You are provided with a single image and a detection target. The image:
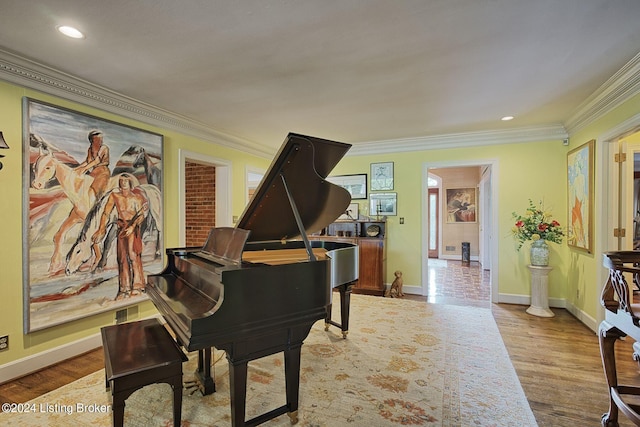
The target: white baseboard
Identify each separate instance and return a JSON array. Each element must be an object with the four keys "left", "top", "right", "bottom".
[
  {"left": 565, "top": 300, "right": 597, "bottom": 333},
  {"left": 396, "top": 284, "right": 422, "bottom": 295},
  {"left": 0, "top": 333, "right": 102, "bottom": 385},
  {"left": 497, "top": 293, "right": 567, "bottom": 309},
  {"left": 438, "top": 255, "right": 479, "bottom": 262}
]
